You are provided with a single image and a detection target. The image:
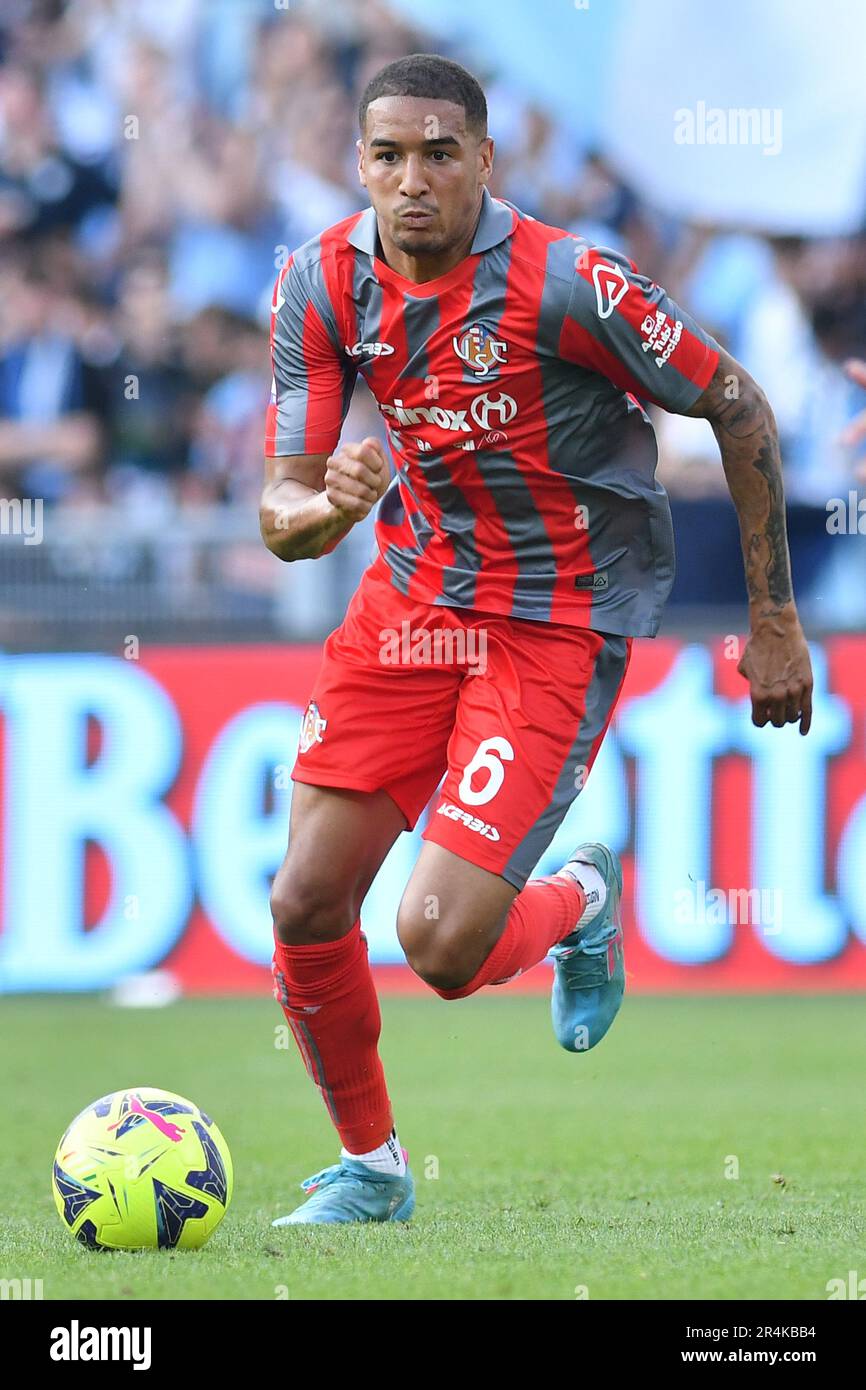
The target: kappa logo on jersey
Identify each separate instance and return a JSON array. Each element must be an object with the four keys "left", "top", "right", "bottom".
[
  {"left": 436, "top": 802, "right": 501, "bottom": 841},
  {"left": 345, "top": 341, "right": 395, "bottom": 359},
  {"left": 379, "top": 391, "right": 518, "bottom": 435},
  {"left": 452, "top": 323, "right": 508, "bottom": 377},
  {"left": 298, "top": 701, "right": 327, "bottom": 754},
  {"left": 592, "top": 261, "right": 630, "bottom": 320}
]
